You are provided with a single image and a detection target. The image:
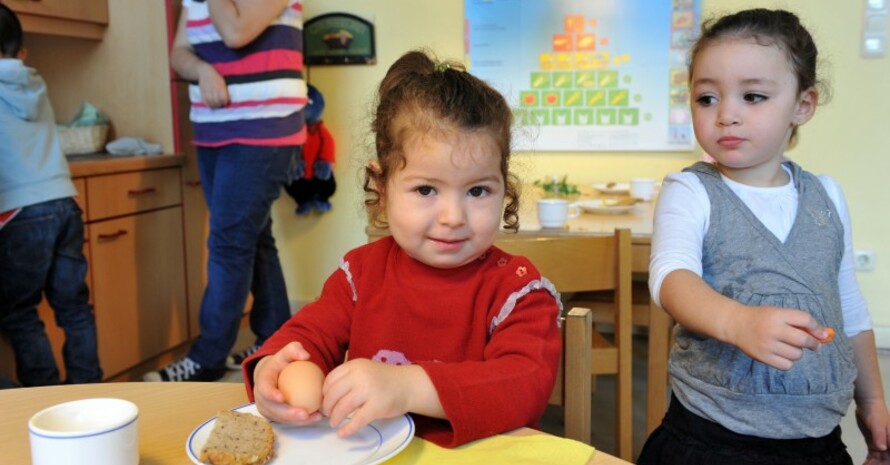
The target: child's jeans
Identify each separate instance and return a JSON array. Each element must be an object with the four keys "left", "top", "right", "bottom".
[{"left": 0, "top": 197, "right": 102, "bottom": 386}]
